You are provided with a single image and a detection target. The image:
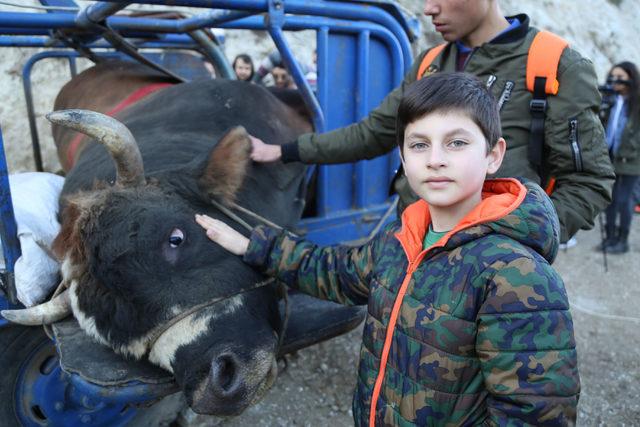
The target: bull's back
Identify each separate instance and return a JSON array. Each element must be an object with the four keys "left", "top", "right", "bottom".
[
  {"left": 53, "top": 61, "right": 178, "bottom": 171},
  {"left": 62, "top": 79, "right": 310, "bottom": 227}
]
